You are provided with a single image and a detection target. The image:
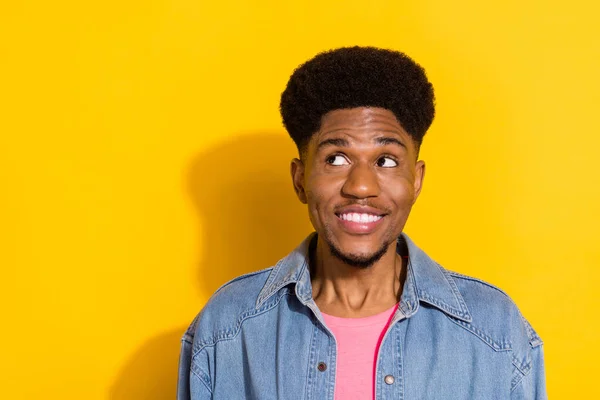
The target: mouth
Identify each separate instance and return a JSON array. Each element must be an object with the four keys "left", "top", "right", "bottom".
[
  {"left": 334, "top": 207, "right": 387, "bottom": 234},
  {"left": 337, "top": 212, "right": 383, "bottom": 223}
]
